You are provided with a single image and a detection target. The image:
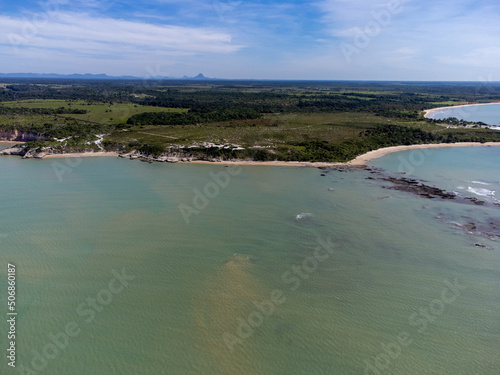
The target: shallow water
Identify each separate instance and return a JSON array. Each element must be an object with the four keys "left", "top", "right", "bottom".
[
  {"left": 0, "top": 148, "right": 498, "bottom": 374},
  {"left": 427, "top": 103, "right": 500, "bottom": 126}
]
